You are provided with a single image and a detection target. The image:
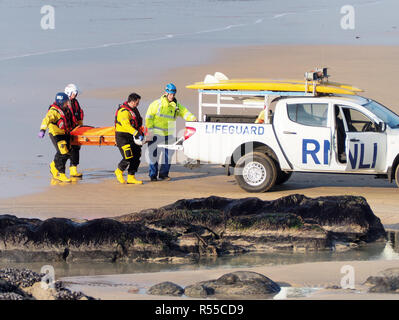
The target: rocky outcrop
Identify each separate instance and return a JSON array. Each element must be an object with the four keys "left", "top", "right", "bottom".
[
  {"left": 147, "top": 281, "right": 184, "bottom": 296},
  {"left": 364, "top": 268, "right": 399, "bottom": 293},
  {"left": 0, "top": 195, "right": 386, "bottom": 262},
  {"left": 0, "top": 268, "right": 94, "bottom": 300},
  {"left": 184, "top": 271, "right": 281, "bottom": 299},
  {"left": 0, "top": 215, "right": 178, "bottom": 262},
  {"left": 0, "top": 279, "right": 33, "bottom": 300}
]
